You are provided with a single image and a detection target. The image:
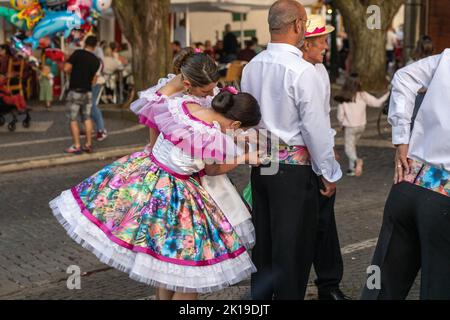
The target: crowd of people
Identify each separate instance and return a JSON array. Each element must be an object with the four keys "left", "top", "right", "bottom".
[{"left": 172, "top": 24, "right": 264, "bottom": 66}]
